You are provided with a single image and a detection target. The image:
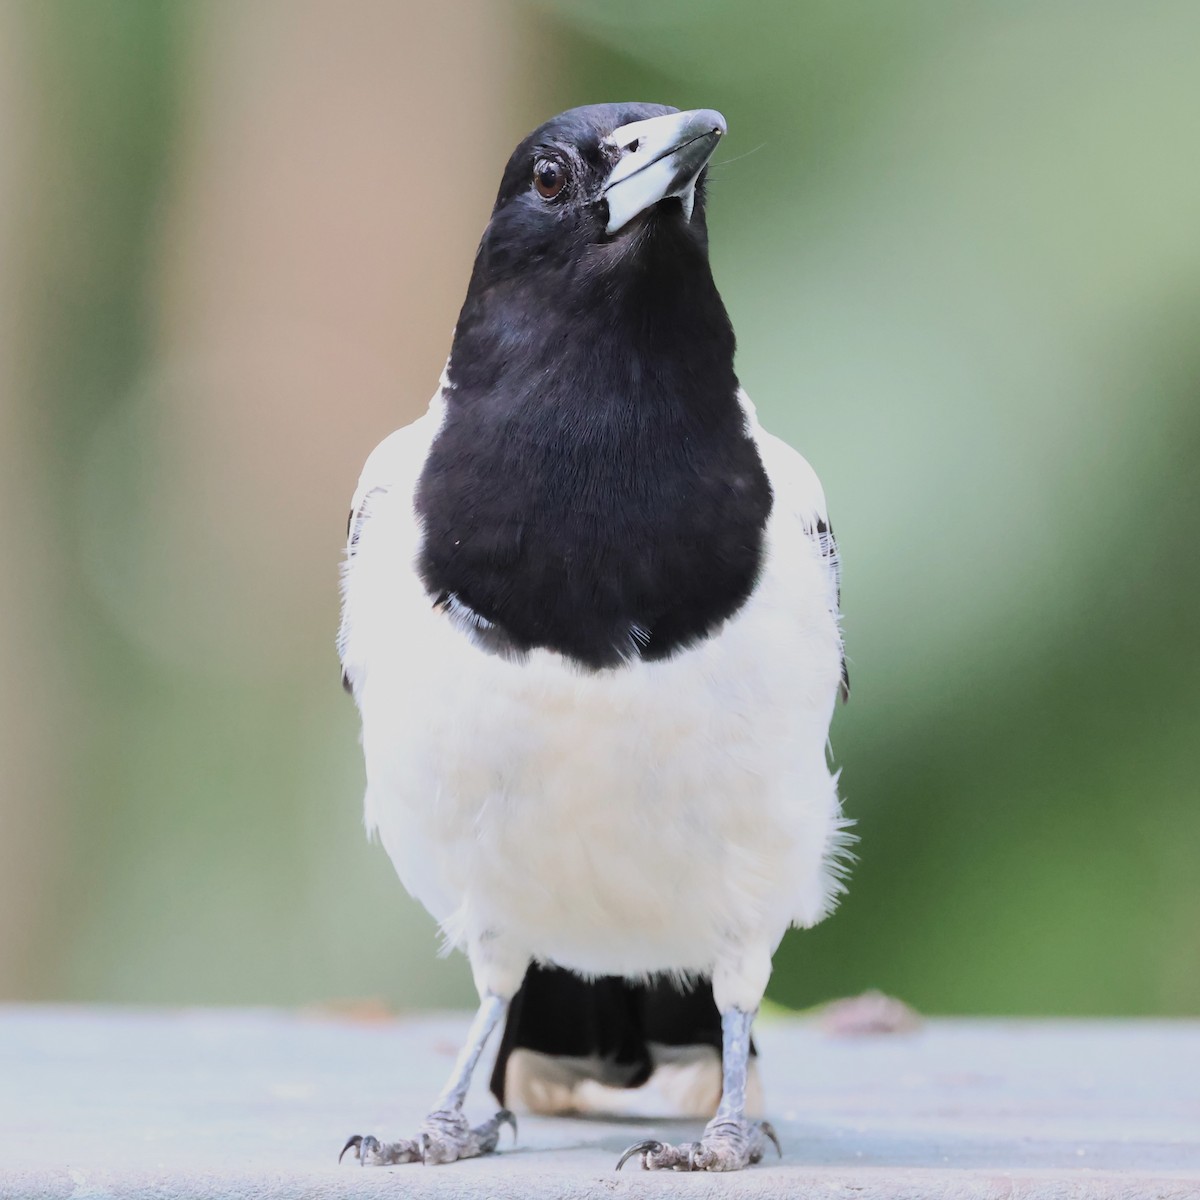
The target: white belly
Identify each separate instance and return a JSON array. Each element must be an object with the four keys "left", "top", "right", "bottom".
[{"left": 346, "top": 480, "right": 848, "bottom": 982}]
